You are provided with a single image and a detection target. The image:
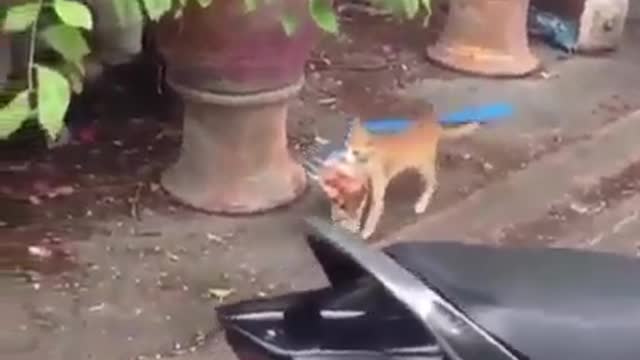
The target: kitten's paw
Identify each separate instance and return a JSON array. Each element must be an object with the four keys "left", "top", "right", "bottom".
[{"left": 361, "top": 227, "right": 375, "bottom": 239}]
